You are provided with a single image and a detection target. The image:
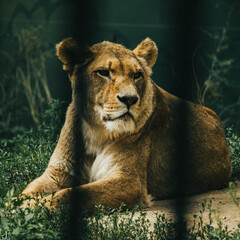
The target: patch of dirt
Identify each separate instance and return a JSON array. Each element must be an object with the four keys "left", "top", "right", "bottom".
[{"left": 145, "top": 181, "right": 240, "bottom": 231}]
